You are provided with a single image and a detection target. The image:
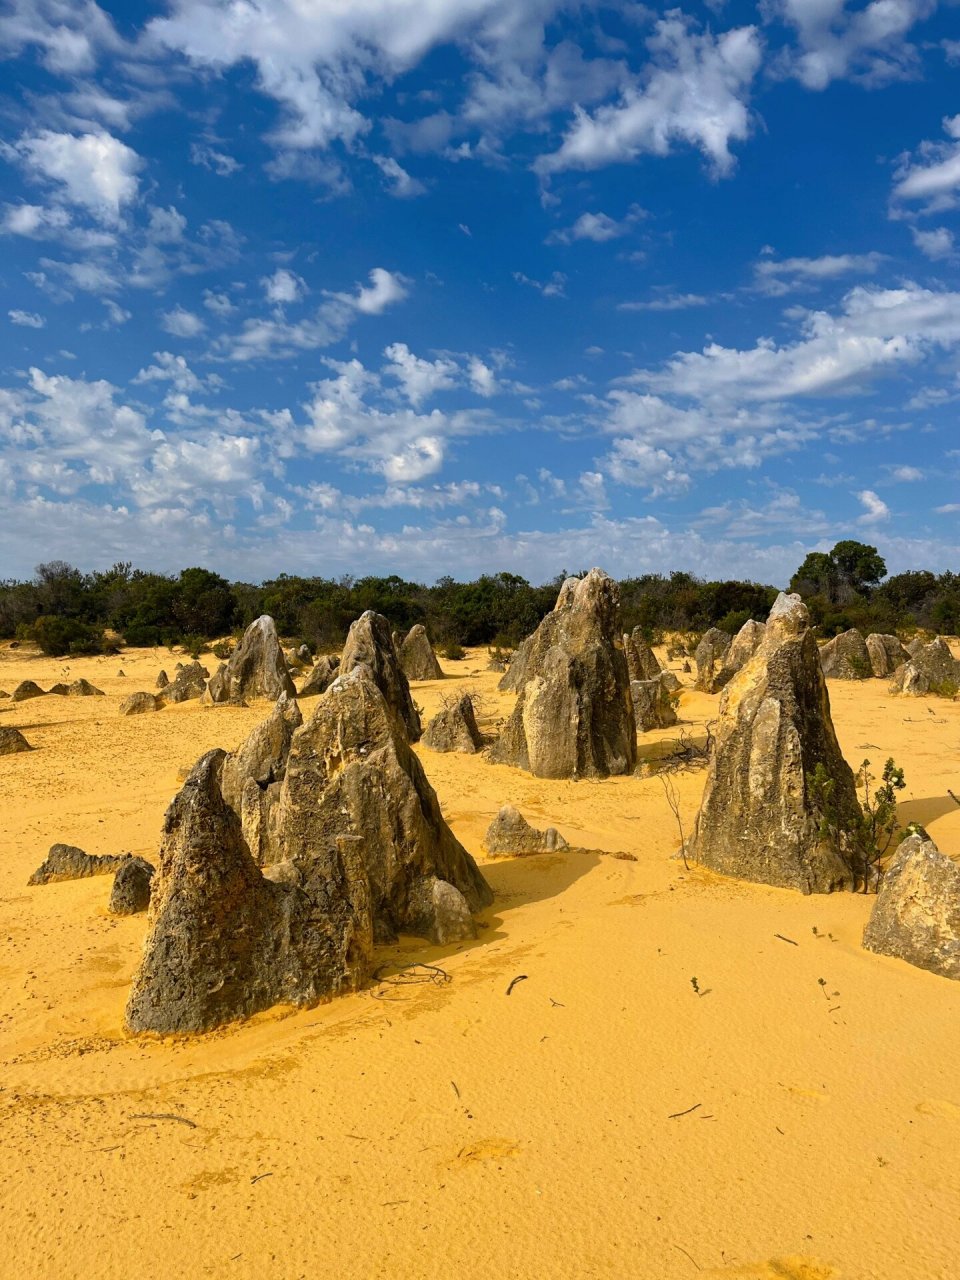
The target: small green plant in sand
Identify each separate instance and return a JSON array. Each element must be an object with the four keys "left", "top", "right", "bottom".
[{"left": 811, "top": 756, "right": 906, "bottom": 892}]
